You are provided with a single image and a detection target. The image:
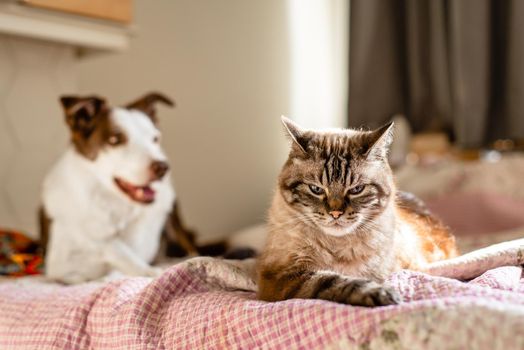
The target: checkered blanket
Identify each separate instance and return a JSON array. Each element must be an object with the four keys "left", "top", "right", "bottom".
[{"left": 1, "top": 240, "right": 524, "bottom": 349}]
